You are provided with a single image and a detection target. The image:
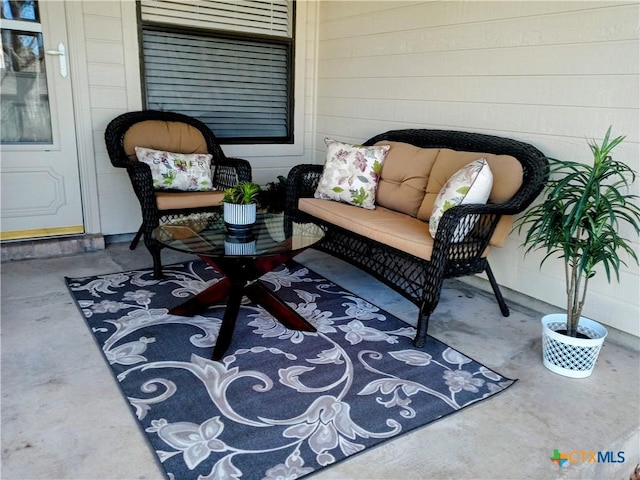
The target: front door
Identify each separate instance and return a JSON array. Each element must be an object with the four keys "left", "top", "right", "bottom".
[{"left": 0, "top": 0, "right": 83, "bottom": 240}]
